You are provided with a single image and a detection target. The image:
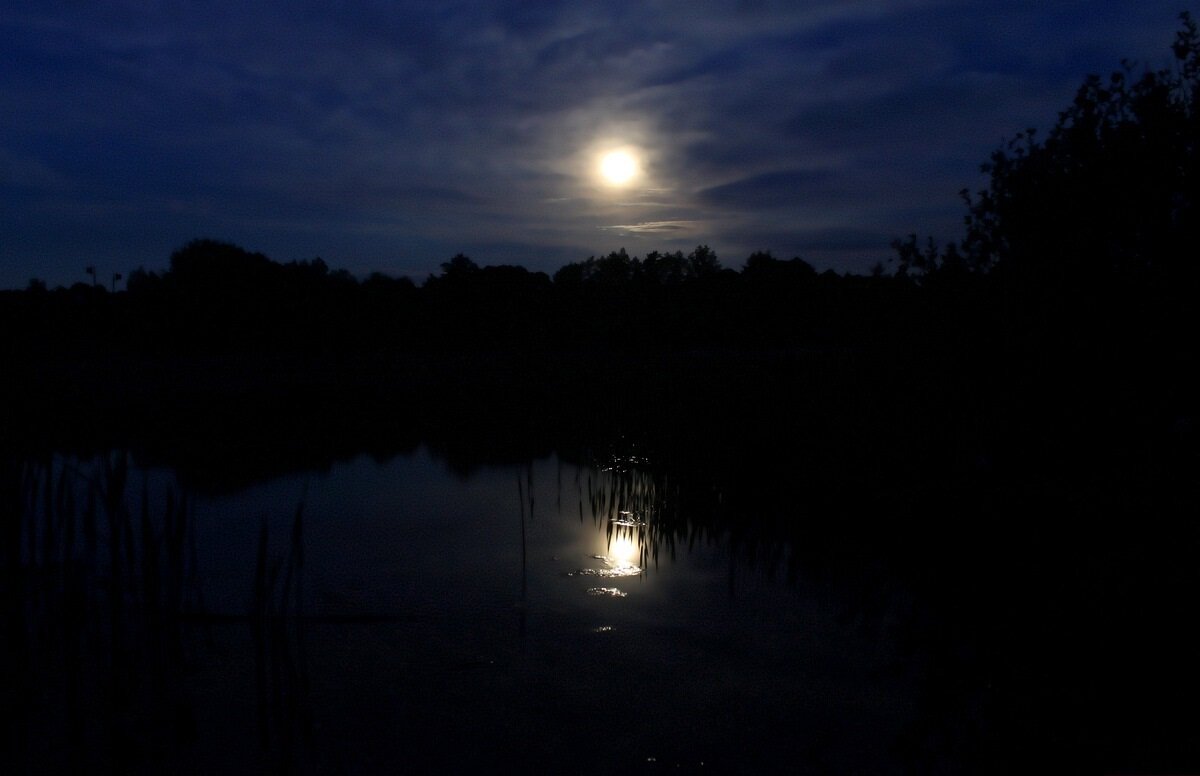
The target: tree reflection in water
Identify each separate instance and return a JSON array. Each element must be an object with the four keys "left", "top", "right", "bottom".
[{"left": 3, "top": 436, "right": 1198, "bottom": 773}]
